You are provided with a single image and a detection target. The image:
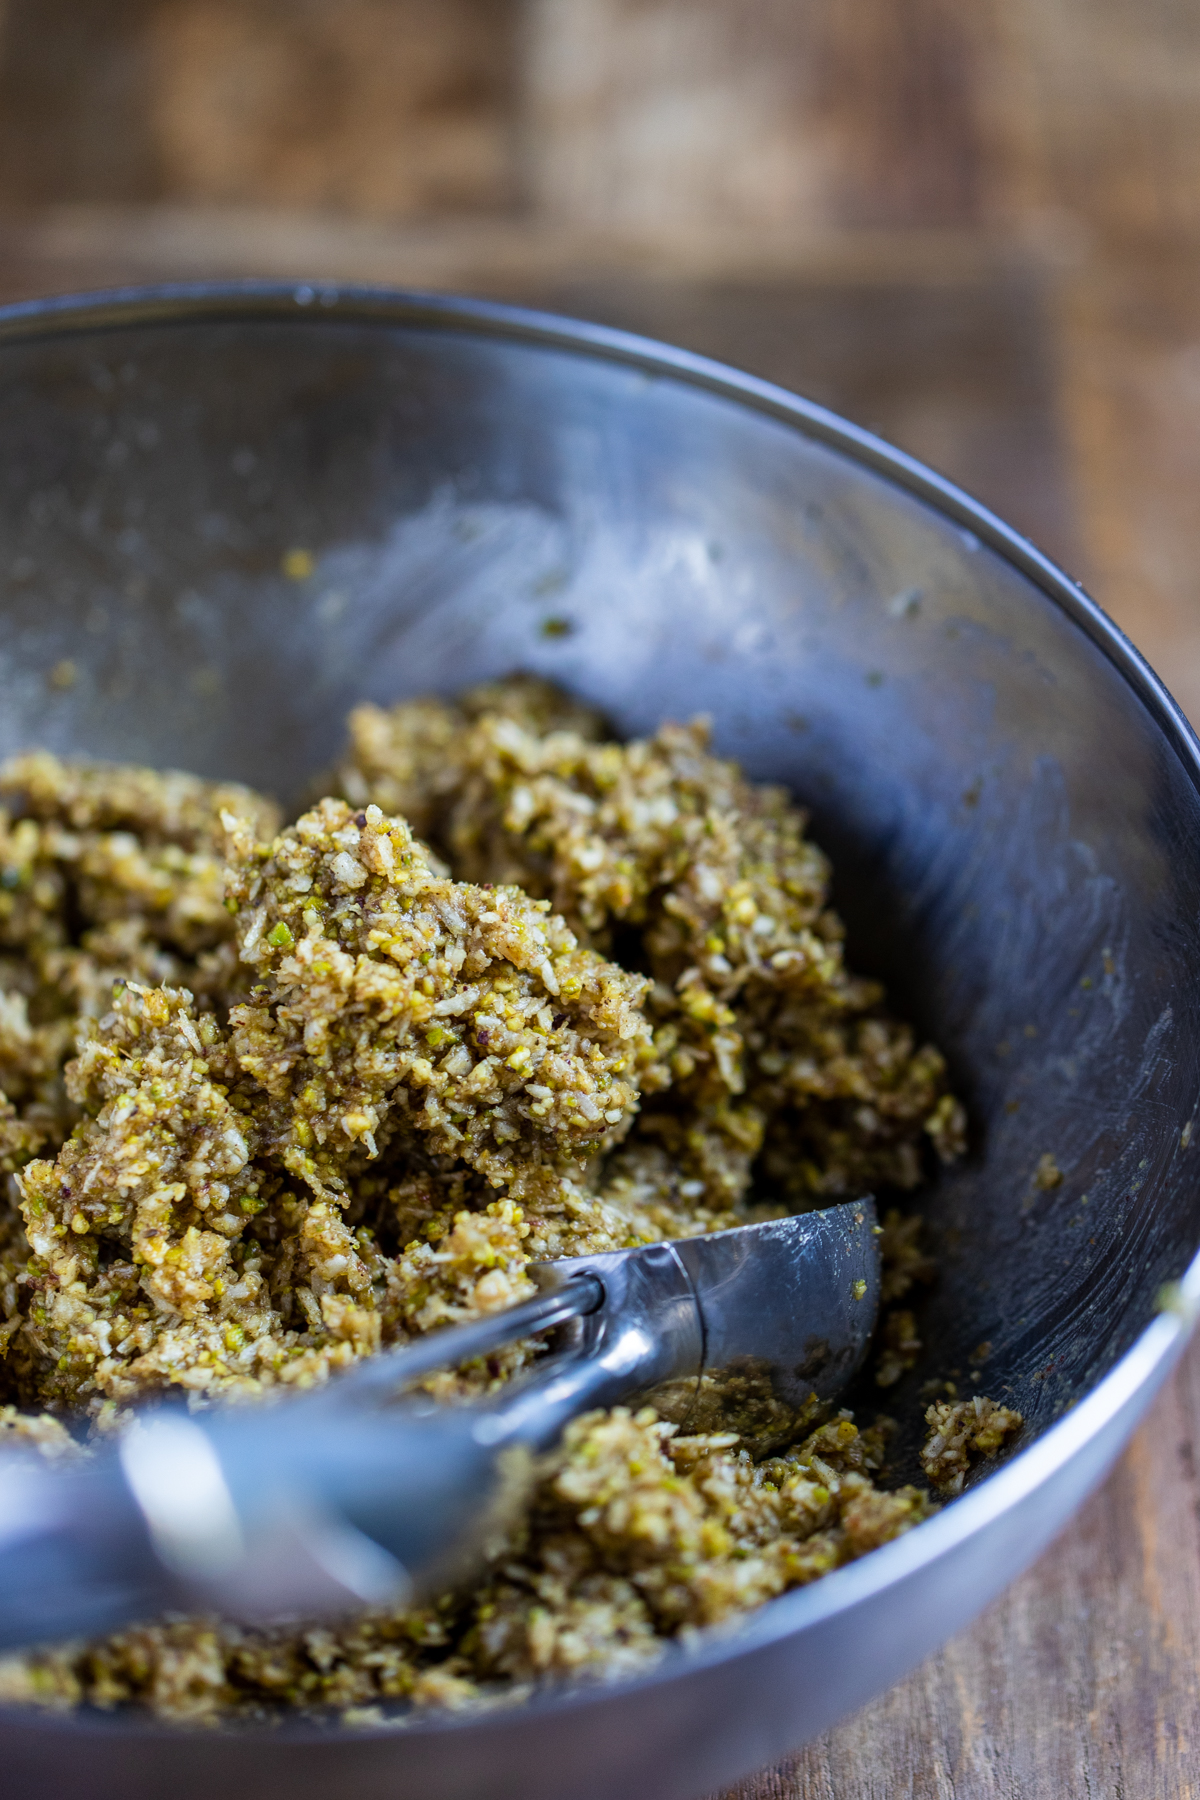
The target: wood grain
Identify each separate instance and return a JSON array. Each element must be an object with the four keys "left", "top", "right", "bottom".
[{"left": 0, "top": 0, "right": 519, "bottom": 217}]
